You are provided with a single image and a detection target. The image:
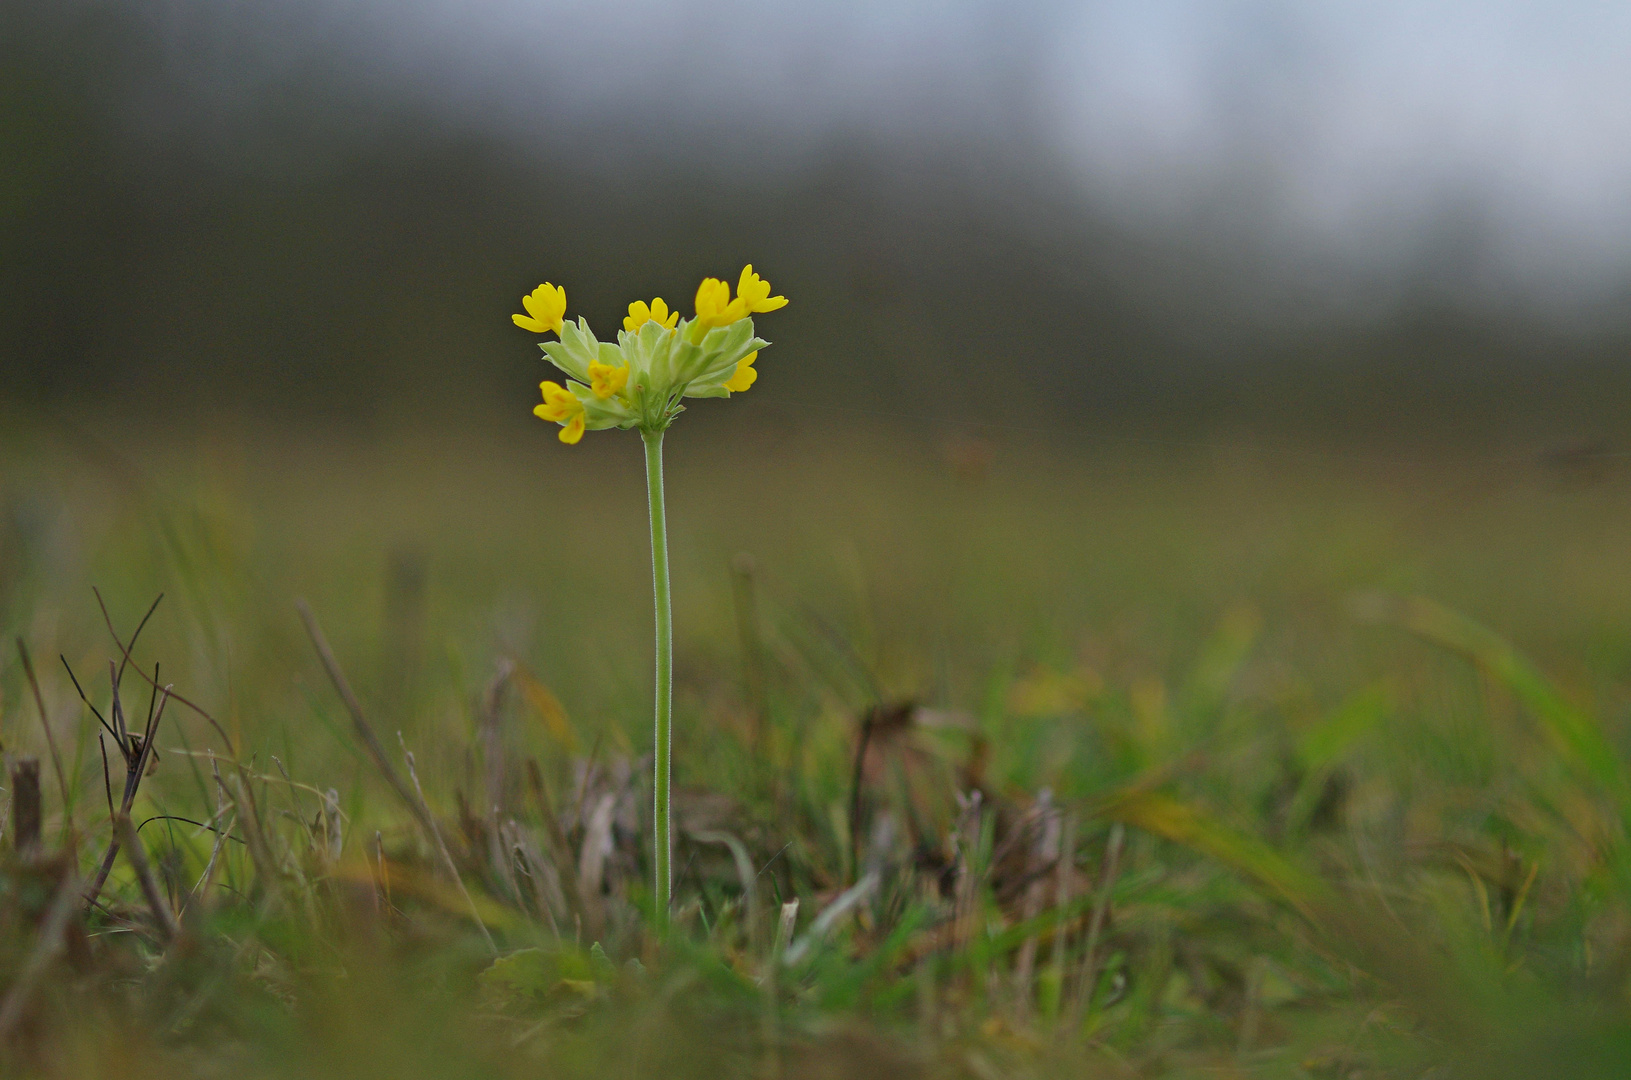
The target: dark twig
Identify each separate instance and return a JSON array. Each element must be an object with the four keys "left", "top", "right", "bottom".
[
  {"left": 139, "top": 815, "right": 244, "bottom": 844},
  {"left": 113, "top": 592, "right": 163, "bottom": 689},
  {"left": 92, "top": 587, "right": 236, "bottom": 756},
  {"left": 10, "top": 760, "right": 41, "bottom": 854},
  {"left": 61, "top": 655, "right": 119, "bottom": 743},
  {"left": 109, "top": 661, "right": 126, "bottom": 744},
  {"left": 141, "top": 661, "right": 159, "bottom": 748},
  {"left": 16, "top": 639, "right": 72, "bottom": 818},
  {"left": 86, "top": 686, "right": 171, "bottom": 906},
  {"left": 99, "top": 736, "right": 114, "bottom": 817}
]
